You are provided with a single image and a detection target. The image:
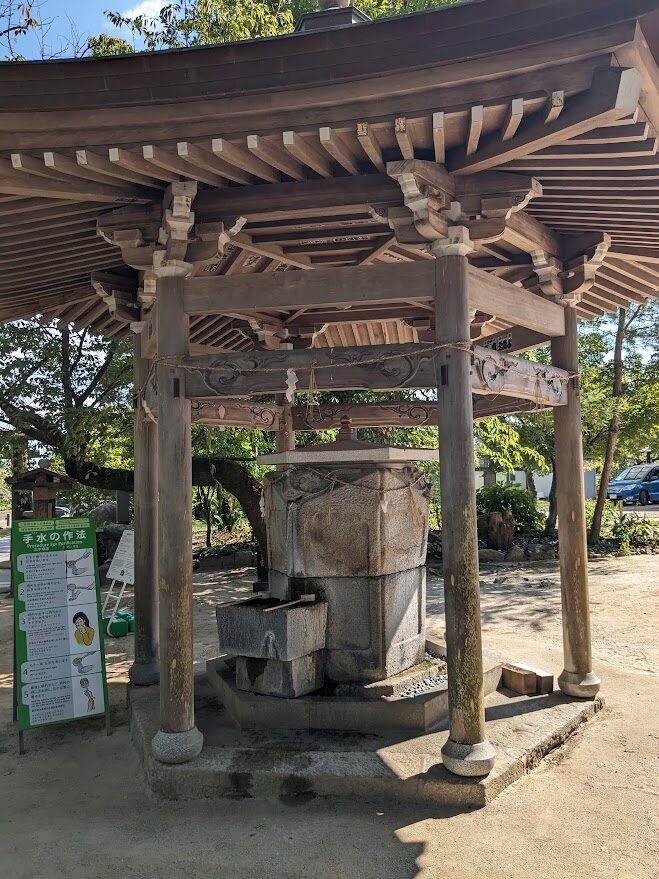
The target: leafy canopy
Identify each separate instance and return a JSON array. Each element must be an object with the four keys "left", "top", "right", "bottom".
[{"left": 91, "top": 0, "right": 458, "bottom": 55}]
